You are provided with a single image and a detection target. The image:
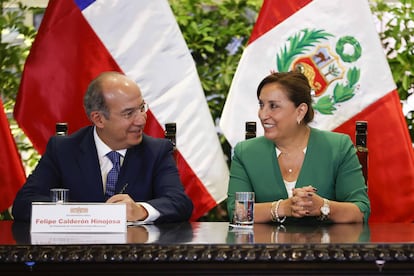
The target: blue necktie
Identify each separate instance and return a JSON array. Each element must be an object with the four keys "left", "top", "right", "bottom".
[{"left": 105, "top": 151, "right": 121, "bottom": 199}]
